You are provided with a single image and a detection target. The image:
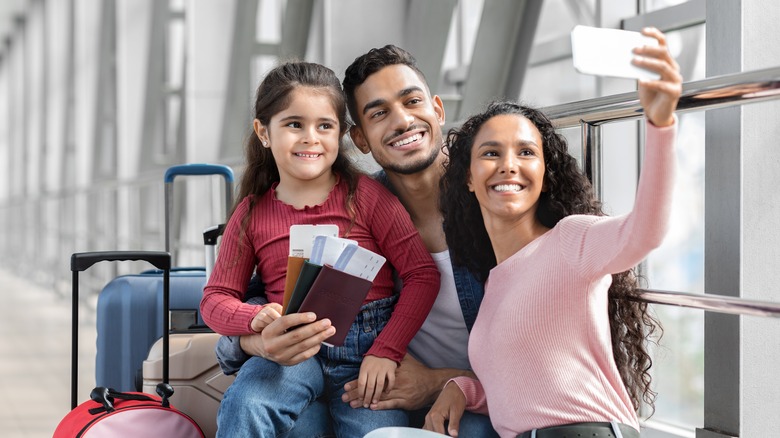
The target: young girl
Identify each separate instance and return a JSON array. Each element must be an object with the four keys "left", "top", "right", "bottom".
[
  {"left": 200, "top": 62, "right": 440, "bottom": 437},
  {"left": 425, "top": 28, "right": 681, "bottom": 438}
]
